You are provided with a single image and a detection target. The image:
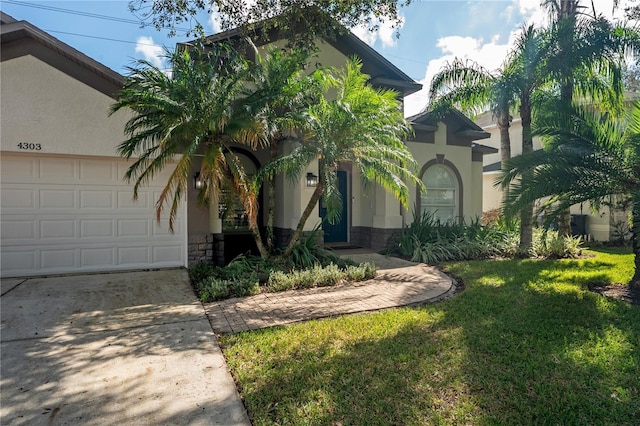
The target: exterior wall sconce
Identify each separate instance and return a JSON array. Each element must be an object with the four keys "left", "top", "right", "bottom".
[
  {"left": 194, "top": 172, "right": 204, "bottom": 190},
  {"left": 306, "top": 172, "right": 318, "bottom": 187}
]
